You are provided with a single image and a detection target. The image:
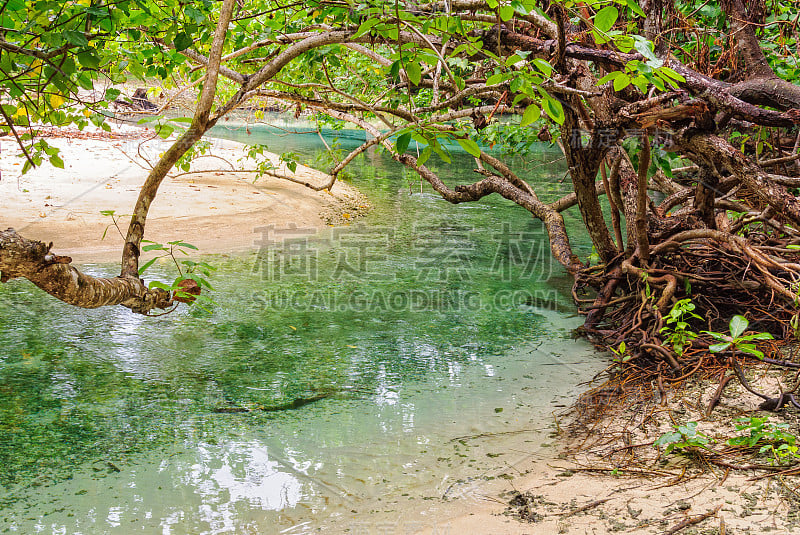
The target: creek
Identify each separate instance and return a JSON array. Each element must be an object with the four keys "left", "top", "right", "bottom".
[{"left": 0, "top": 120, "right": 605, "bottom": 534}]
